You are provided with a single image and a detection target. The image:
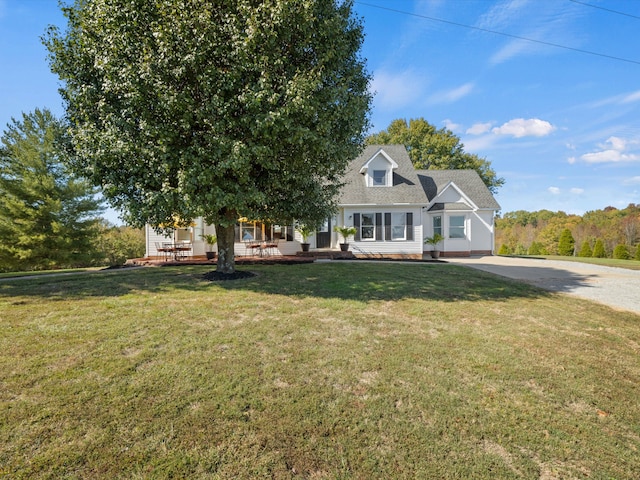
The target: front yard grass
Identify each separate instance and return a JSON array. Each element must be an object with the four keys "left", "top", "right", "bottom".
[{"left": 1, "top": 263, "right": 639, "bottom": 478}]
